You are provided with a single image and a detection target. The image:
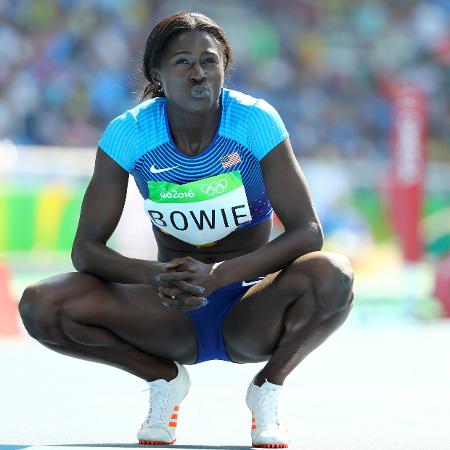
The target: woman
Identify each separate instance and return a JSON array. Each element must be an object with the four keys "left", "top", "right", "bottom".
[{"left": 19, "top": 12, "right": 354, "bottom": 448}]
